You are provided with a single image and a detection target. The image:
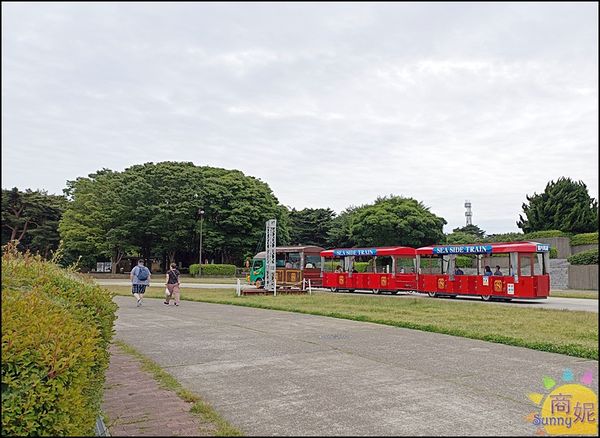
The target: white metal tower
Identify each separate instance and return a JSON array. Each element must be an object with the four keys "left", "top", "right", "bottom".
[
  {"left": 264, "top": 219, "right": 277, "bottom": 291},
  {"left": 464, "top": 200, "right": 472, "bottom": 226}
]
